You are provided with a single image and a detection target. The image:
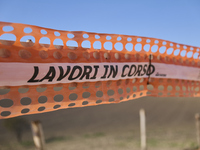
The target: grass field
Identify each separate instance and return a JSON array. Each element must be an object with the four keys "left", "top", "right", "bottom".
[{"left": 0, "top": 96, "right": 200, "bottom": 150}]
